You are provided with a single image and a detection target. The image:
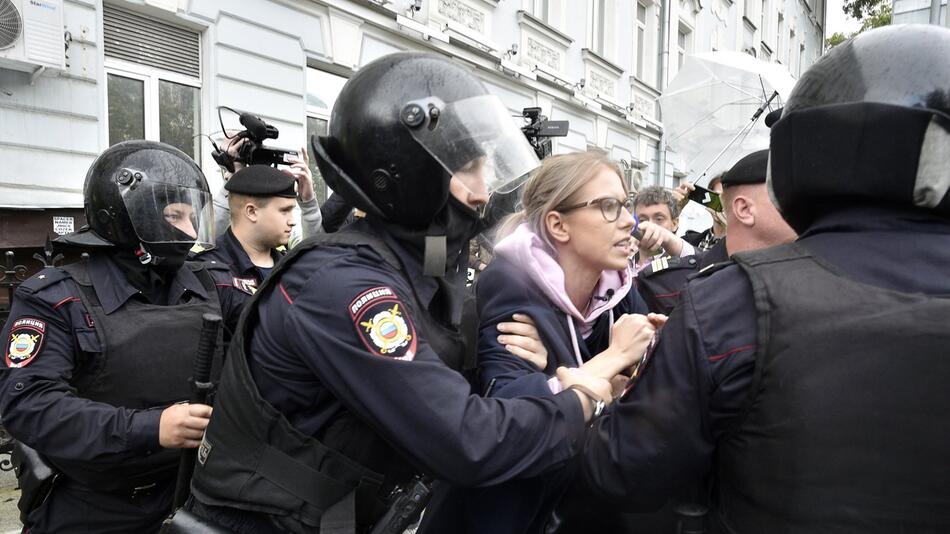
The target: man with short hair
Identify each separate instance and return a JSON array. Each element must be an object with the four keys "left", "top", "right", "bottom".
[
  {"left": 637, "top": 150, "right": 797, "bottom": 314},
  {"left": 718, "top": 151, "right": 796, "bottom": 255},
  {"left": 210, "top": 134, "right": 322, "bottom": 244},
  {"left": 193, "top": 165, "right": 299, "bottom": 292},
  {"left": 631, "top": 185, "right": 695, "bottom": 270}
]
